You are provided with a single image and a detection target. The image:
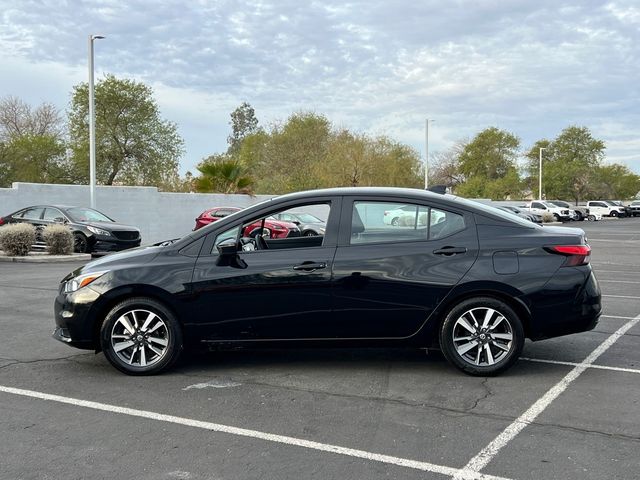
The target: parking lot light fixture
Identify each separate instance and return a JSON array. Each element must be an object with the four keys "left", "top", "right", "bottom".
[
  {"left": 538, "top": 147, "right": 546, "bottom": 201},
  {"left": 89, "top": 34, "right": 105, "bottom": 209},
  {"left": 425, "top": 119, "right": 434, "bottom": 190}
]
